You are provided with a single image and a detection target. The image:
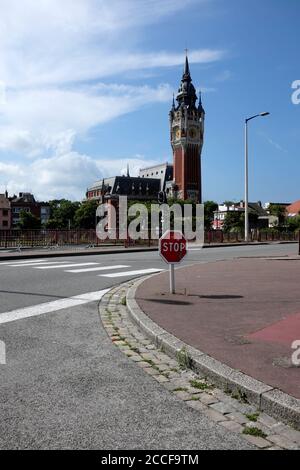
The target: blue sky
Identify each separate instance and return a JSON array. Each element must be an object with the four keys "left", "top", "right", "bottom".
[{"left": 0, "top": 0, "right": 299, "bottom": 203}]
